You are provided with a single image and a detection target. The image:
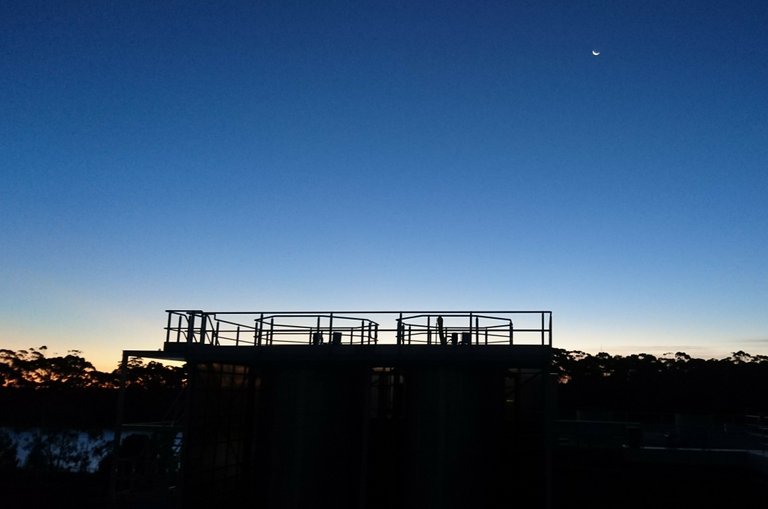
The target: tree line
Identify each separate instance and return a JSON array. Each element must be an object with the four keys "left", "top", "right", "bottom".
[
  {"left": 0, "top": 347, "right": 184, "bottom": 428},
  {"left": 2, "top": 345, "right": 767, "bottom": 424},
  {"left": 0, "top": 346, "right": 184, "bottom": 390},
  {"left": 553, "top": 349, "right": 768, "bottom": 417}
]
